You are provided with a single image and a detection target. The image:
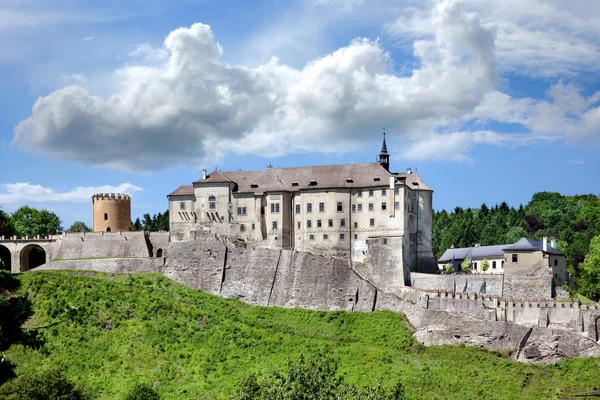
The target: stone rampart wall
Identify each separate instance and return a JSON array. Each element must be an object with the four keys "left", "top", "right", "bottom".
[
  {"left": 55, "top": 231, "right": 152, "bottom": 259},
  {"left": 410, "top": 272, "right": 504, "bottom": 296},
  {"left": 396, "top": 286, "right": 600, "bottom": 339}
]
